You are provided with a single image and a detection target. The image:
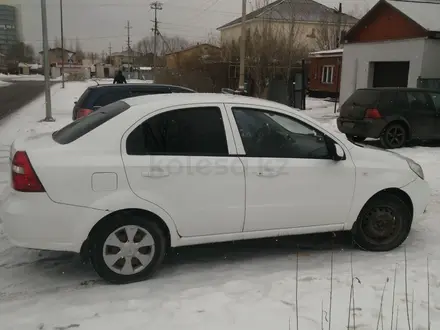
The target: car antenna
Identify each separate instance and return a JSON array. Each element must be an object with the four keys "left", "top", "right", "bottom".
[{"left": 92, "top": 79, "right": 100, "bottom": 86}]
